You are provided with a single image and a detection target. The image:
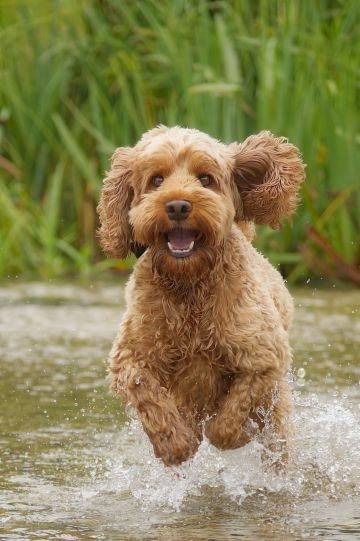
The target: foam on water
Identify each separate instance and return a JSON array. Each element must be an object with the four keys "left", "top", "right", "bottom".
[{"left": 99, "top": 390, "right": 360, "bottom": 512}]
